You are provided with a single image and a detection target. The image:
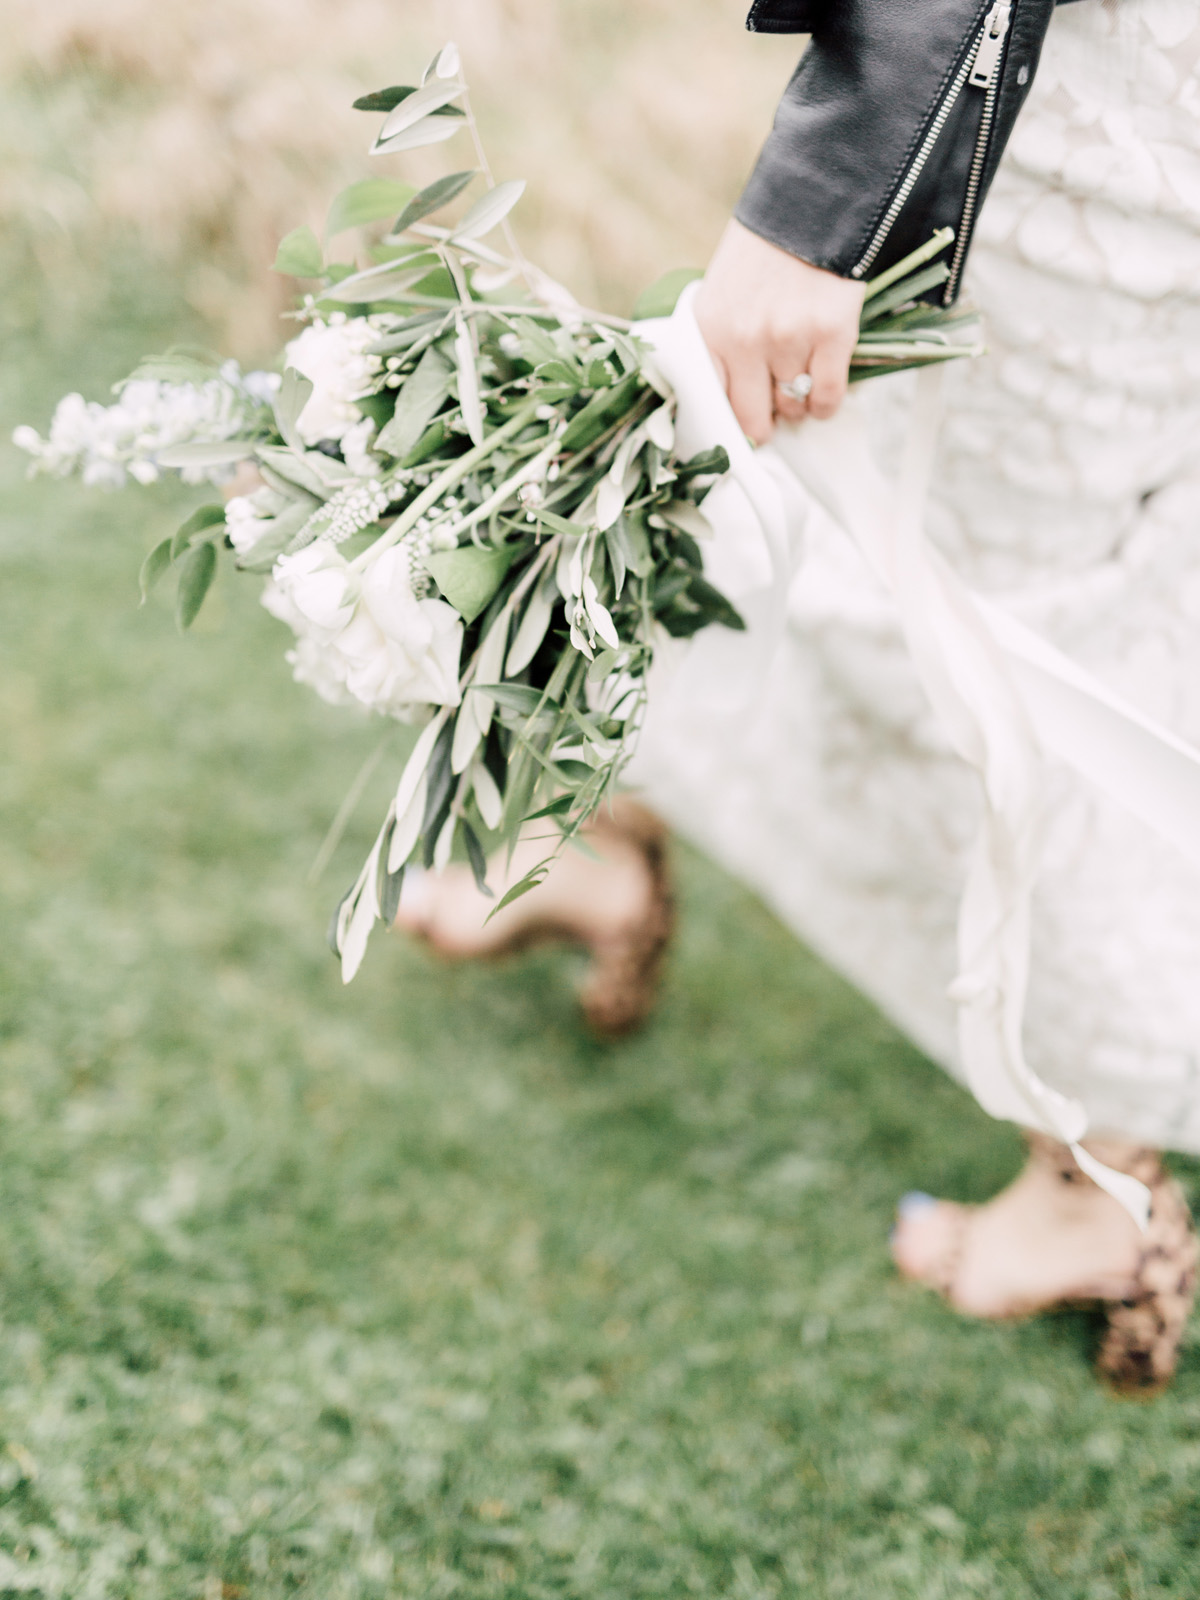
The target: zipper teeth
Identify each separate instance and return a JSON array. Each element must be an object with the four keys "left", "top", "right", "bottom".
[
  {"left": 851, "top": 38, "right": 980, "bottom": 280},
  {"left": 943, "top": 61, "right": 1001, "bottom": 302}
]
